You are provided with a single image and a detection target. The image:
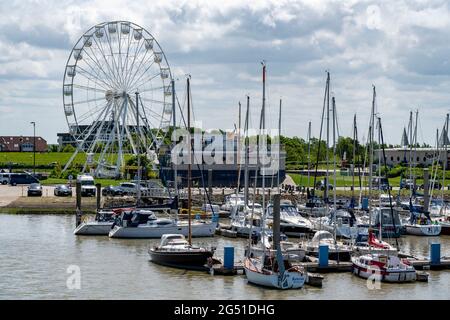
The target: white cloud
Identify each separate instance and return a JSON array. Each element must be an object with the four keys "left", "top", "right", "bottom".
[{"left": 0, "top": 0, "right": 449, "bottom": 145}]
